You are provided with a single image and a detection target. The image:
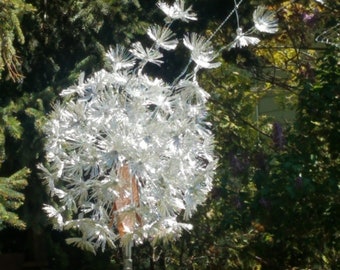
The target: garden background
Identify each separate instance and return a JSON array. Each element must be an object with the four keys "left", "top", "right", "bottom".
[{"left": 0, "top": 0, "right": 339, "bottom": 269}]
